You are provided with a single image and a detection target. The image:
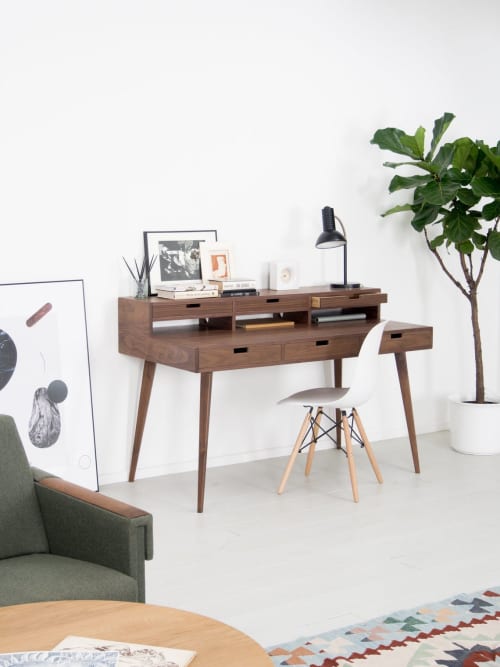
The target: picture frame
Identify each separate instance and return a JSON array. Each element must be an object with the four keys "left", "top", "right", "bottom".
[
  {"left": 143, "top": 229, "right": 217, "bottom": 295},
  {"left": 199, "top": 242, "right": 233, "bottom": 281},
  {"left": 0, "top": 279, "right": 98, "bottom": 490}
]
